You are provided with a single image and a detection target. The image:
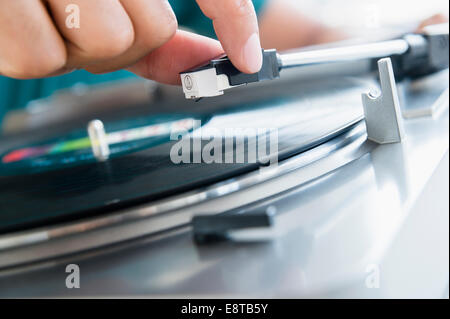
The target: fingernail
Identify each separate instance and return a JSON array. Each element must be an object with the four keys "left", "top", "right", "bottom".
[{"left": 243, "top": 33, "right": 263, "bottom": 73}]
